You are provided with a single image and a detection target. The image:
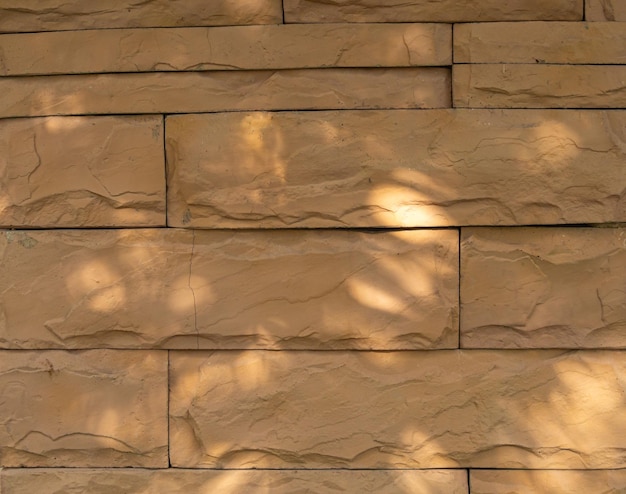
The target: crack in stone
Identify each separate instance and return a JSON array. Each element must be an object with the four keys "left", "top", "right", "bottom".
[{"left": 188, "top": 230, "right": 199, "bottom": 349}]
